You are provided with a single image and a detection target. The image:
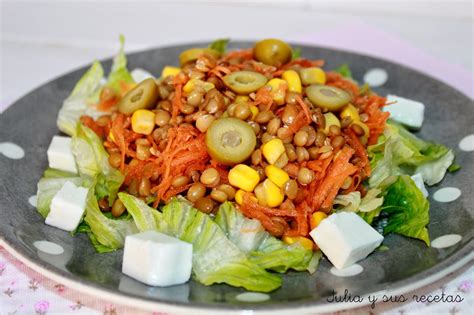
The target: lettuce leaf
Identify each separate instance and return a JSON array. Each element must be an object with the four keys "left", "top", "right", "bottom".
[
  {"left": 57, "top": 61, "right": 104, "bottom": 136},
  {"left": 42, "top": 168, "right": 78, "bottom": 179},
  {"left": 215, "top": 202, "right": 317, "bottom": 273},
  {"left": 36, "top": 176, "right": 82, "bottom": 218},
  {"left": 71, "top": 124, "right": 124, "bottom": 205},
  {"left": 369, "top": 121, "right": 454, "bottom": 187},
  {"left": 105, "top": 35, "right": 134, "bottom": 92},
  {"left": 335, "top": 64, "right": 352, "bottom": 78},
  {"left": 83, "top": 187, "right": 137, "bottom": 250},
  {"left": 381, "top": 175, "right": 430, "bottom": 245},
  {"left": 160, "top": 198, "right": 281, "bottom": 292},
  {"left": 118, "top": 193, "right": 162, "bottom": 232},
  {"left": 208, "top": 38, "right": 230, "bottom": 55}
]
